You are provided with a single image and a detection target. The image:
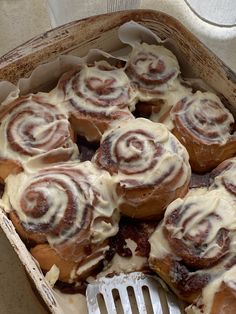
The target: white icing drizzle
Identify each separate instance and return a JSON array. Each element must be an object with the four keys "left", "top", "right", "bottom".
[
  {"left": 171, "top": 91, "right": 235, "bottom": 144},
  {"left": 0, "top": 93, "right": 79, "bottom": 164},
  {"left": 126, "top": 42, "right": 180, "bottom": 100},
  {"left": 95, "top": 118, "right": 191, "bottom": 189},
  {"left": 60, "top": 60, "right": 138, "bottom": 113},
  {"left": 1, "top": 161, "right": 119, "bottom": 258}
]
